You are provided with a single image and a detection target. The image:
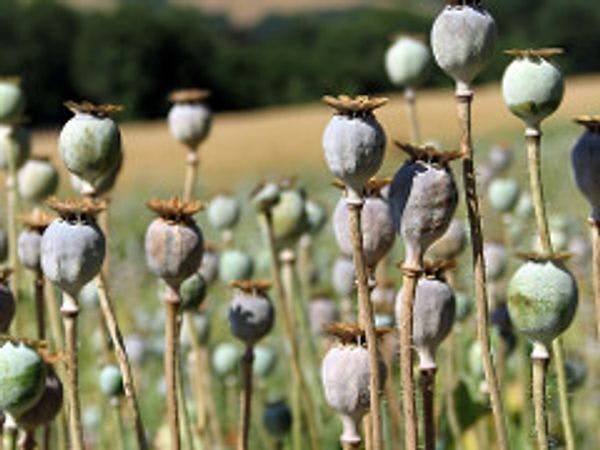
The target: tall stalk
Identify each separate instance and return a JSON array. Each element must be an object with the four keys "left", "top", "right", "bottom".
[
  {"left": 456, "top": 89, "right": 508, "bottom": 450},
  {"left": 34, "top": 270, "right": 45, "bottom": 339},
  {"left": 238, "top": 345, "right": 254, "bottom": 450},
  {"left": 404, "top": 87, "right": 421, "bottom": 144},
  {"left": 164, "top": 286, "right": 181, "bottom": 450},
  {"left": 531, "top": 344, "right": 549, "bottom": 450},
  {"left": 591, "top": 220, "right": 600, "bottom": 339},
  {"left": 6, "top": 157, "right": 20, "bottom": 332},
  {"left": 420, "top": 367, "right": 437, "bottom": 450},
  {"left": 183, "top": 150, "right": 199, "bottom": 202}
]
